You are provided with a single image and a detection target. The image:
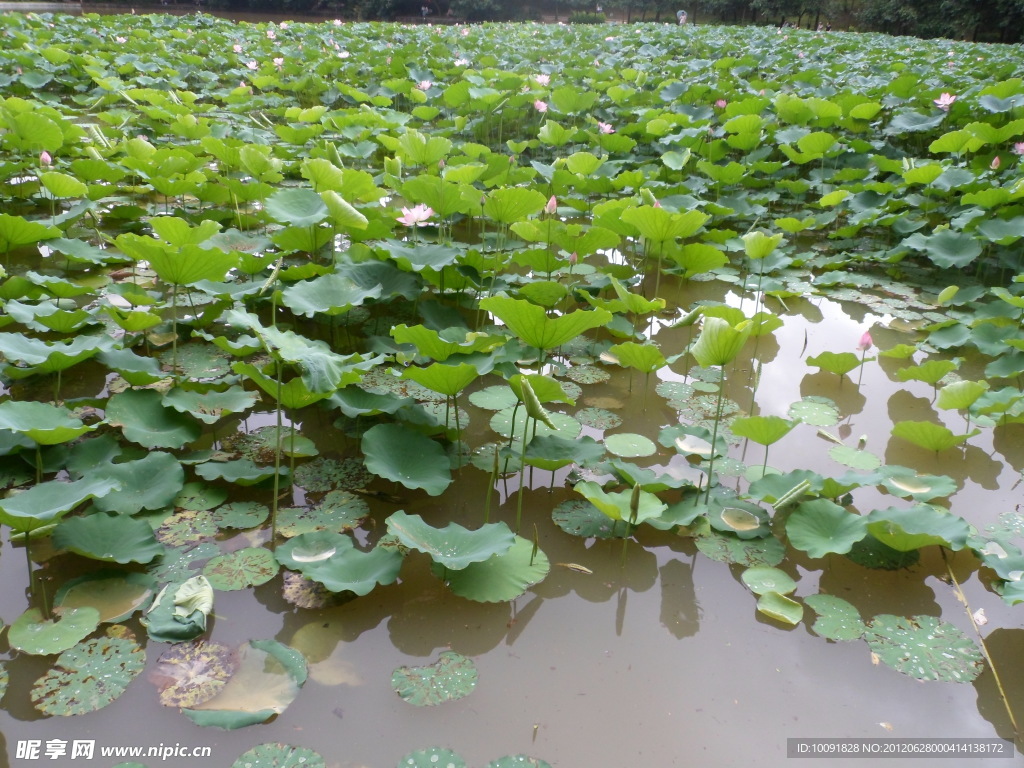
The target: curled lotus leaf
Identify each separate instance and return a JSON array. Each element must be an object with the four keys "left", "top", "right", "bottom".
[
  {"left": 9, "top": 606, "right": 101, "bottom": 656},
  {"left": 756, "top": 592, "right": 804, "bottom": 626},
  {"left": 864, "top": 615, "right": 984, "bottom": 683},
  {"left": 0, "top": 400, "right": 93, "bottom": 445},
  {"left": 141, "top": 576, "right": 213, "bottom": 644},
  {"left": 230, "top": 743, "right": 326, "bottom": 768},
  {"left": 391, "top": 651, "right": 477, "bottom": 707},
  {"left": 386, "top": 510, "right": 515, "bottom": 570},
  {"left": 151, "top": 640, "right": 237, "bottom": 708},
  {"left": 31, "top": 629, "right": 146, "bottom": 716}
]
